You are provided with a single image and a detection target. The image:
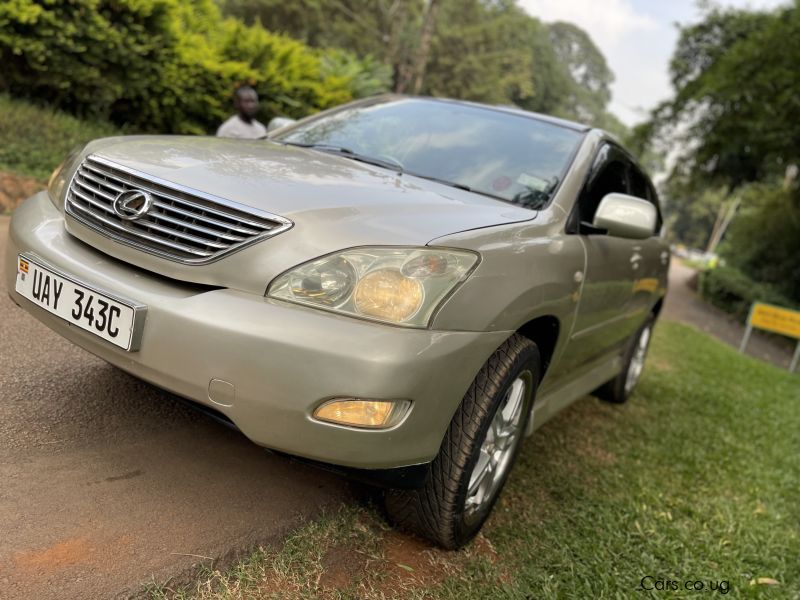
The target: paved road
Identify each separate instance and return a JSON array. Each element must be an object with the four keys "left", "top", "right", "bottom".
[
  {"left": 0, "top": 216, "right": 351, "bottom": 599},
  {"left": 663, "top": 258, "right": 795, "bottom": 369}
]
